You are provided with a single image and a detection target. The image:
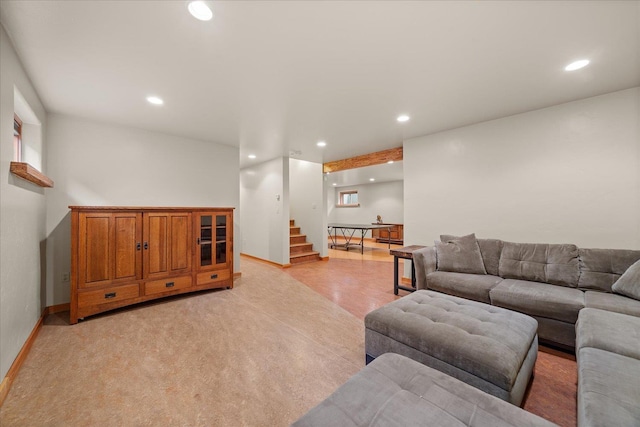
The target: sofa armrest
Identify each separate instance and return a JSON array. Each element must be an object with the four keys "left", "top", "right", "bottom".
[{"left": 413, "top": 246, "right": 437, "bottom": 290}]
